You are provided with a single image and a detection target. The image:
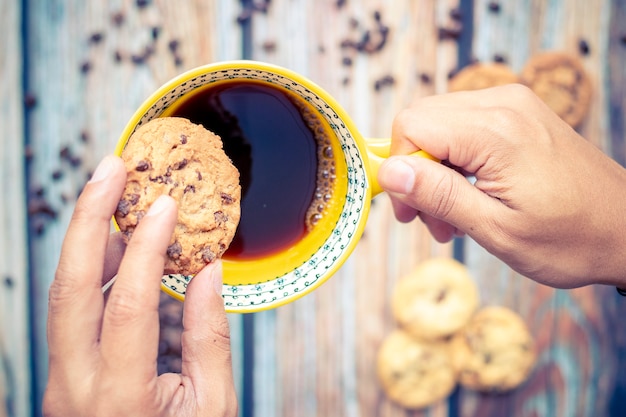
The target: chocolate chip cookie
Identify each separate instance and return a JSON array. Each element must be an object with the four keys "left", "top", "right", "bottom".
[
  {"left": 391, "top": 257, "right": 479, "bottom": 341},
  {"left": 114, "top": 117, "right": 241, "bottom": 275},
  {"left": 448, "top": 62, "right": 519, "bottom": 92},
  {"left": 520, "top": 52, "right": 592, "bottom": 127},
  {"left": 450, "top": 306, "right": 536, "bottom": 392},
  {"left": 376, "top": 330, "right": 456, "bottom": 409}
]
